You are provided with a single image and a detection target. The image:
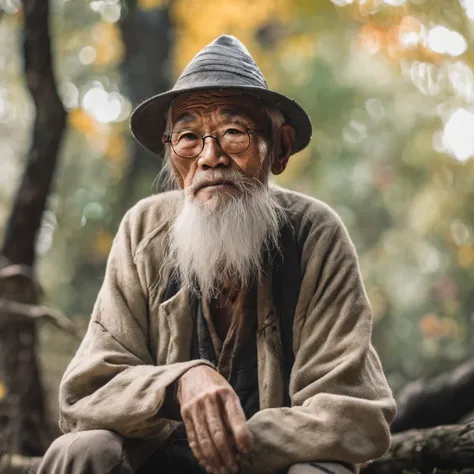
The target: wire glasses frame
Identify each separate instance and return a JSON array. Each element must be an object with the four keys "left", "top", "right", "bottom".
[{"left": 164, "top": 129, "right": 259, "bottom": 159}]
